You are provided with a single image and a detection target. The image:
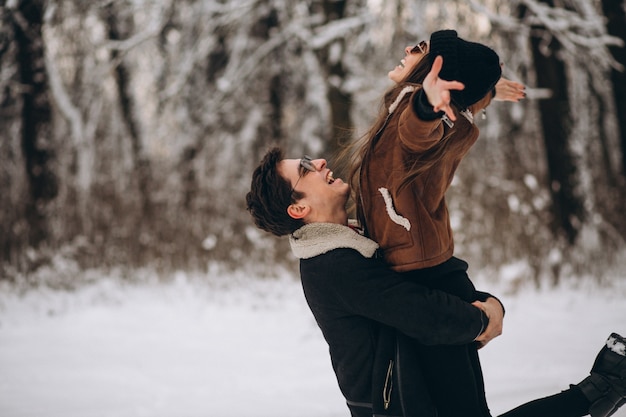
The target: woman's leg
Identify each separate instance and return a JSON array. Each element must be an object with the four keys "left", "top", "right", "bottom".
[
  {"left": 500, "top": 332, "right": 626, "bottom": 417},
  {"left": 405, "top": 266, "right": 489, "bottom": 417},
  {"left": 414, "top": 341, "right": 491, "bottom": 417},
  {"left": 498, "top": 387, "right": 589, "bottom": 417}
]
